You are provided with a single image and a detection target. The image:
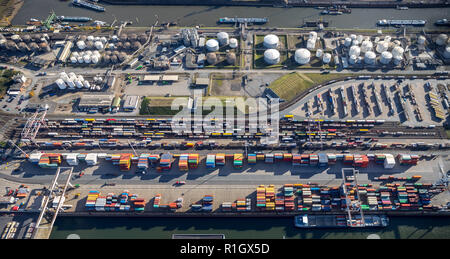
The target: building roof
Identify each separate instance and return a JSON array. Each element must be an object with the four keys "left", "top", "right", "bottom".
[
  {"left": 161, "top": 75, "right": 179, "bottom": 81},
  {"left": 78, "top": 94, "right": 114, "bottom": 107},
  {"left": 123, "top": 95, "right": 139, "bottom": 109},
  {"left": 195, "top": 78, "right": 209, "bottom": 86},
  {"left": 143, "top": 75, "right": 160, "bottom": 81}
]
